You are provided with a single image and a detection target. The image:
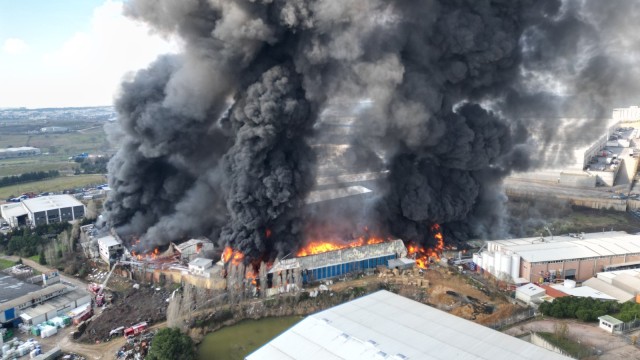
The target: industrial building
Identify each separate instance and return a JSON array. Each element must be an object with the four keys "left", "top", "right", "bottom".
[
  {"left": 474, "top": 231, "right": 640, "bottom": 283},
  {"left": 269, "top": 239, "right": 407, "bottom": 284},
  {"left": 189, "top": 258, "right": 213, "bottom": 277},
  {"left": 18, "top": 288, "right": 90, "bottom": 325},
  {"left": 0, "top": 195, "right": 85, "bottom": 228},
  {"left": 172, "top": 237, "right": 214, "bottom": 262},
  {"left": 97, "top": 235, "right": 124, "bottom": 265},
  {"left": 0, "top": 269, "right": 90, "bottom": 328},
  {"left": 0, "top": 146, "right": 41, "bottom": 159},
  {"left": 246, "top": 290, "right": 570, "bottom": 360}
]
